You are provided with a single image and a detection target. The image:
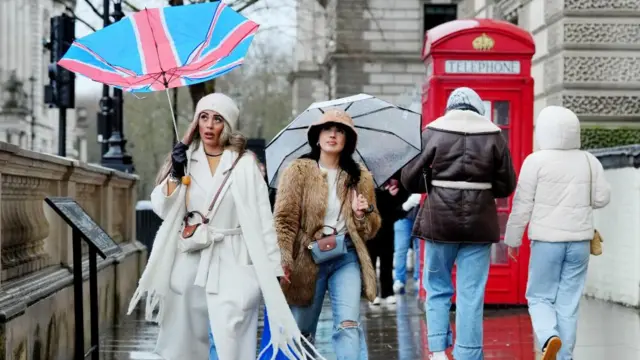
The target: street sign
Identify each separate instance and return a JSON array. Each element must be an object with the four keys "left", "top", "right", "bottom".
[
  {"left": 45, "top": 196, "right": 123, "bottom": 360},
  {"left": 444, "top": 60, "right": 521, "bottom": 75},
  {"left": 45, "top": 197, "right": 121, "bottom": 258}
]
